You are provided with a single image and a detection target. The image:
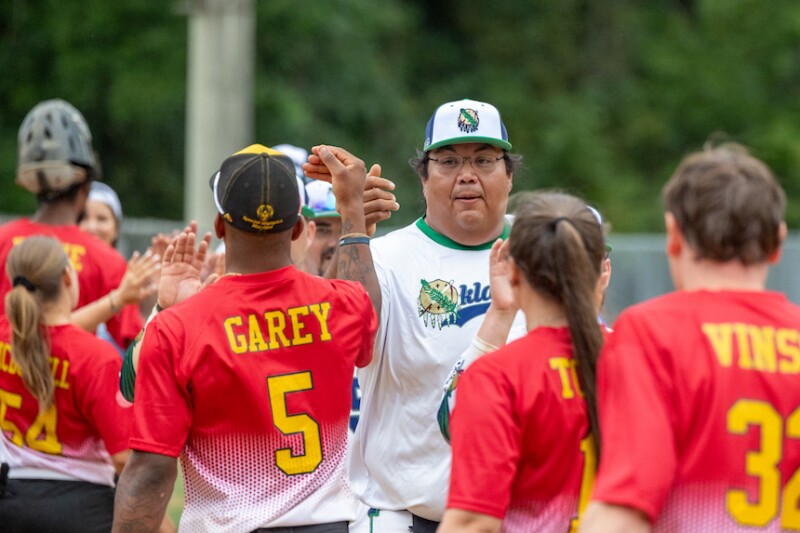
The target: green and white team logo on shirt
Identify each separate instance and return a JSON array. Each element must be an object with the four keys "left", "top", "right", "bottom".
[{"left": 418, "top": 279, "right": 460, "bottom": 329}]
